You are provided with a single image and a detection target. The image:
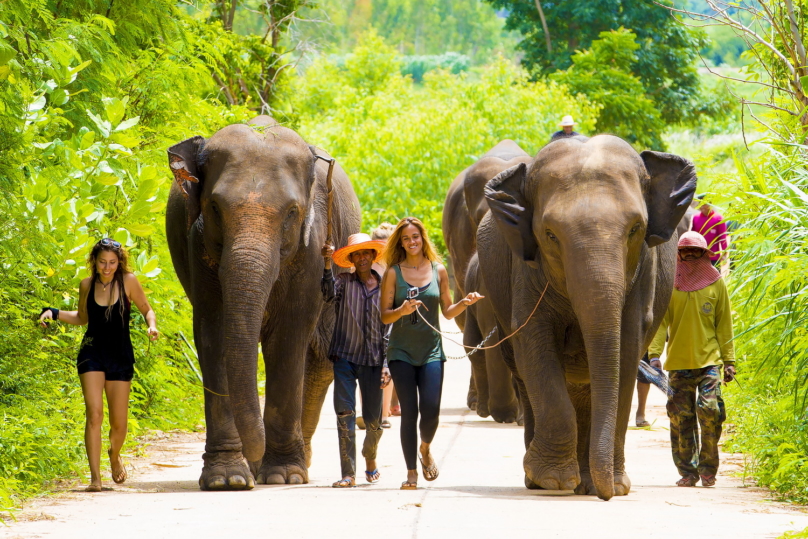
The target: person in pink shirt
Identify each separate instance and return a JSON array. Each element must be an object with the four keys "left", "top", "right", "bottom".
[{"left": 691, "top": 196, "right": 728, "bottom": 267}]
